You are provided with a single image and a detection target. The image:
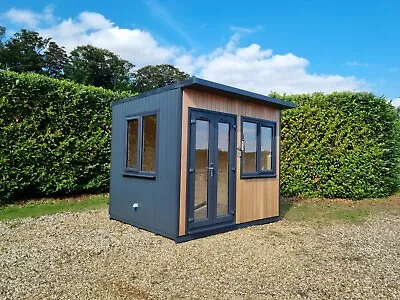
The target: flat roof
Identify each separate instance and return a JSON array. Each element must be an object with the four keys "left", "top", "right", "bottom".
[{"left": 112, "top": 77, "right": 296, "bottom": 109}]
